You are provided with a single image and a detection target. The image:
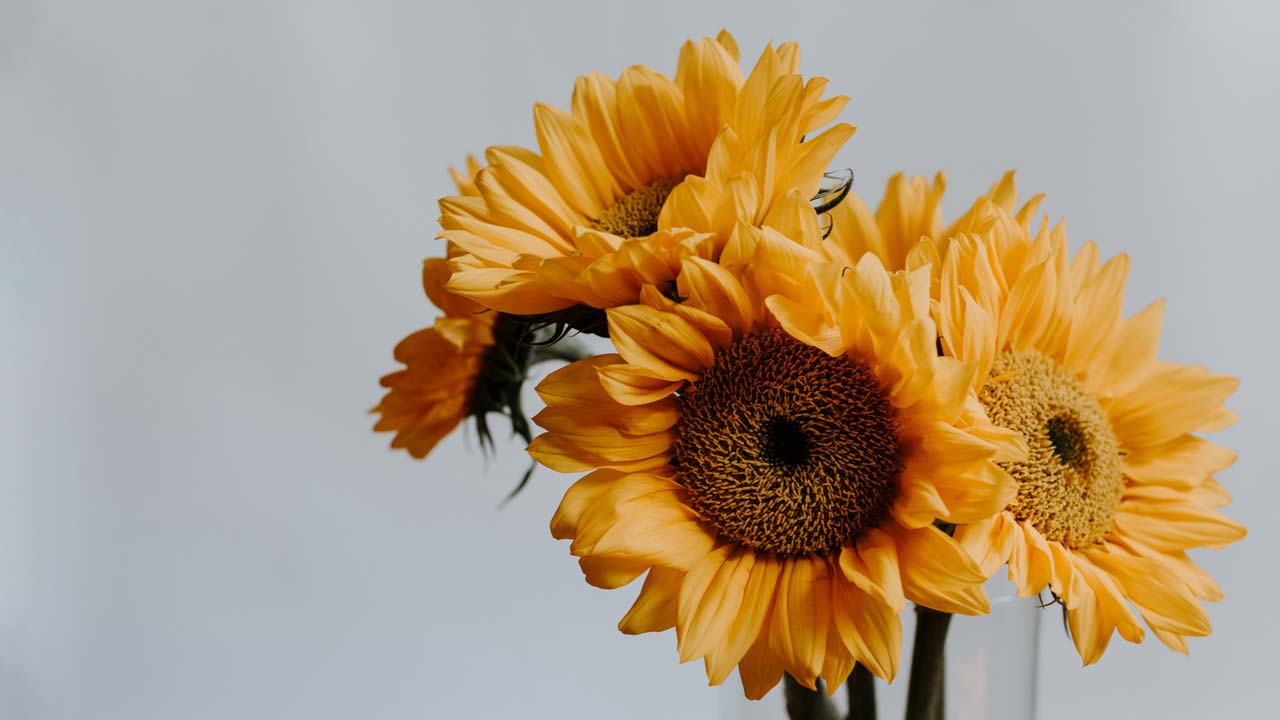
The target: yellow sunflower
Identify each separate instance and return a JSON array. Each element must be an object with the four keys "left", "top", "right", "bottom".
[
  {"left": 374, "top": 158, "right": 539, "bottom": 460},
  {"left": 372, "top": 254, "right": 498, "bottom": 458},
  {"left": 441, "top": 30, "right": 854, "bottom": 317},
  {"left": 927, "top": 175, "right": 1247, "bottom": 663},
  {"left": 824, "top": 171, "right": 947, "bottom": 272},
  {"left": 529, "top": 224, "right": 1025, "bottom": 698}
]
